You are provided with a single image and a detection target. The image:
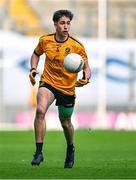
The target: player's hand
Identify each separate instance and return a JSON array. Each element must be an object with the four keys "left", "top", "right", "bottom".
[
  {"left": 29, "top": 68, "right": 39, "bottom": 86},
  {"left": 75, "top": 78, "right": 89, "bottom": 87},
  {"left": 75, "top": 71, "right": 89, "bottom": 87}
]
